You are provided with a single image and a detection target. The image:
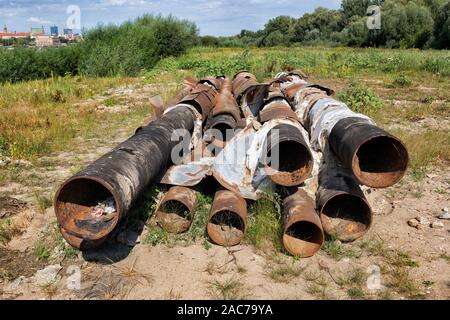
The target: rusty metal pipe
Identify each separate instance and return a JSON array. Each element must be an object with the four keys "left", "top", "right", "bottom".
[
  {"left": 207, "top": 190, "right": 247, "bottom": 247},
  {"left": 317, "top": 148, "right": 372, "bottom": 242},
  {"left": 282, "top": 189, "right": 324, "bottom": 258},
  {"left": 329, "top": 117, "right": 409, "bottom": 188},
  {"left": 156, "top": 186, "right": 198, "bottom": 234},
  {"left": 263, "top": 124, "right": 314, "bottom": 187},
  {"left": 54, "top": 106, "right": 198, "bottom": 250}
]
